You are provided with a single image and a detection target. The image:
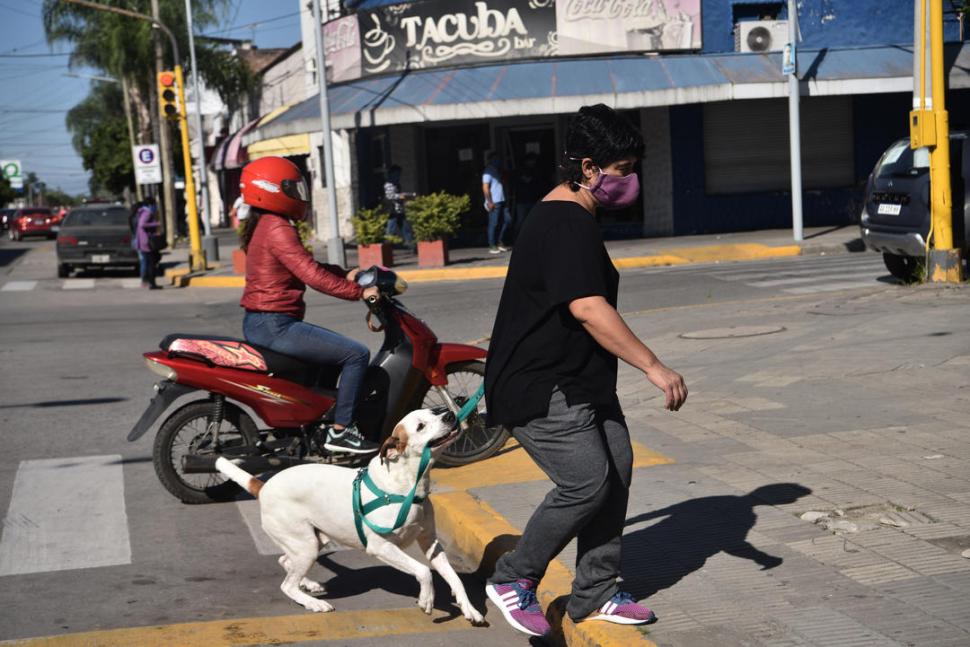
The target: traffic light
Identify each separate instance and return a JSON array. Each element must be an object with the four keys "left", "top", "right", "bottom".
[{"left": 157, "top": 70, "right": 180, "bottom": 120}]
